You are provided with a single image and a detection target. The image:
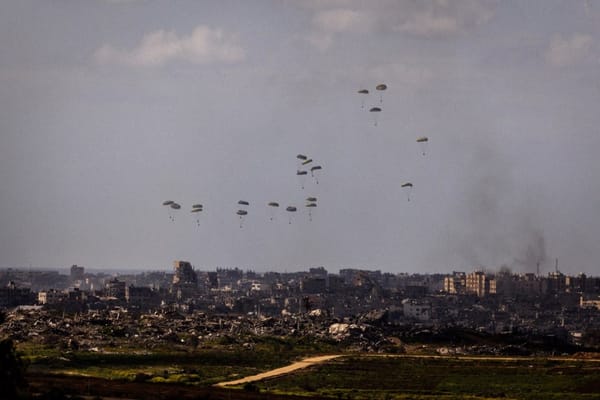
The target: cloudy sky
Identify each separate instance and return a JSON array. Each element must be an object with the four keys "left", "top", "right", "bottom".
[{"left": 1, "top": 0, "right": 599, "bottom": 275}]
